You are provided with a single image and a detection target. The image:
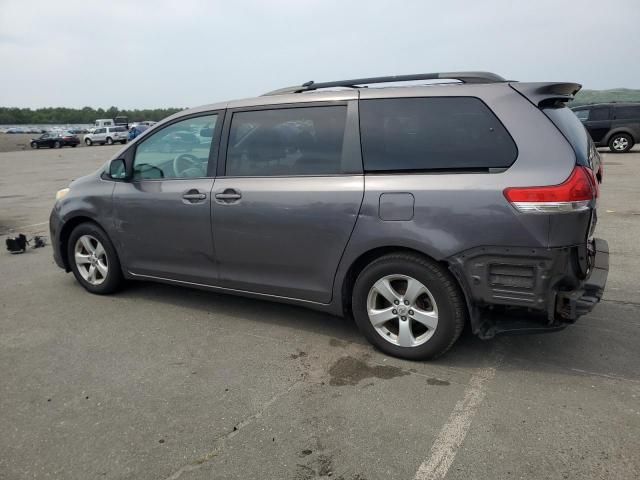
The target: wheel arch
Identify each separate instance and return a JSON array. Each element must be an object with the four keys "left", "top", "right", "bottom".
[
  {"left": 339, "top": 246, "right": 466, "bottom": 318},
  {"left": 58, "top": 215, "right": 112, "bottom": 271},
  {"left": 604, "top": 128, "right": 636, "bottom": 145}
]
